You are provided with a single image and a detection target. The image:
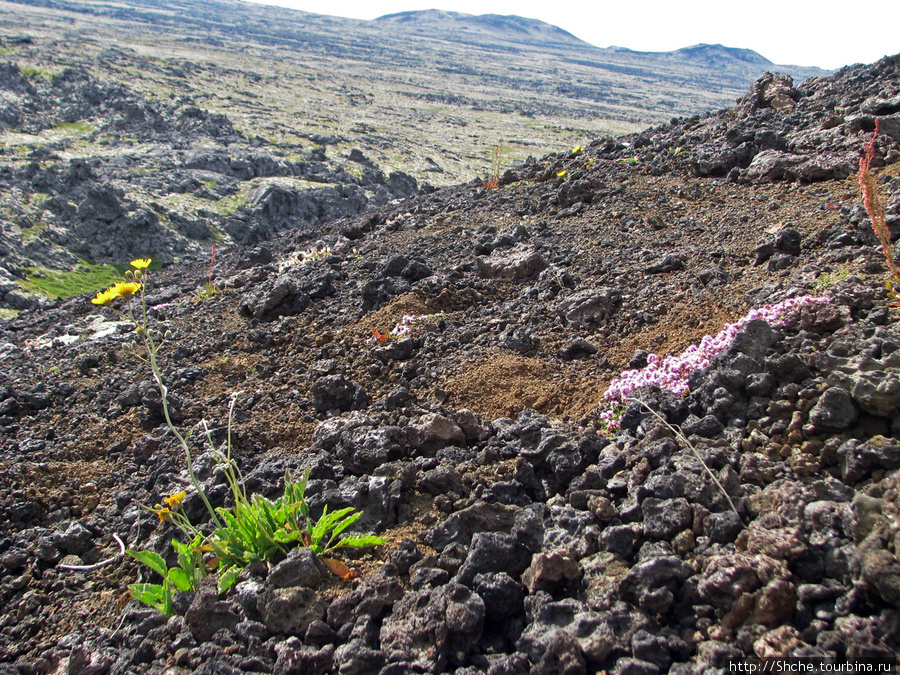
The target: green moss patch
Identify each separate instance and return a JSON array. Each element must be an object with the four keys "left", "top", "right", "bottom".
[
  {"left": 51, "top": 121, "right": 96, "bottom": 135},
  {"left": 19, "top": 261, "right": 129, "bottom": 299}
]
